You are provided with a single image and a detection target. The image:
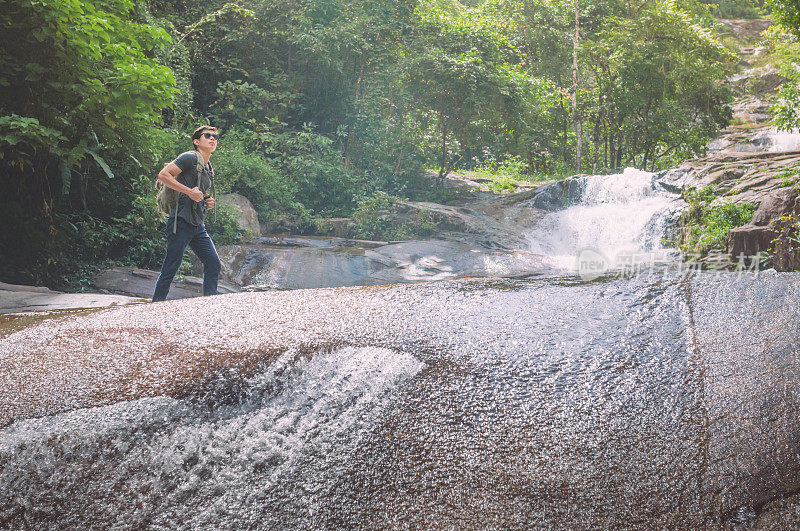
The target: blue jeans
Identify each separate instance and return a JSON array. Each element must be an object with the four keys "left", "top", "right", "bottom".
[{"left": 152, "top": 217, "right": 221, "bottom": 302}]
